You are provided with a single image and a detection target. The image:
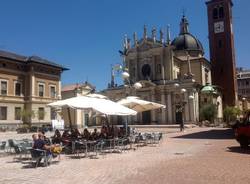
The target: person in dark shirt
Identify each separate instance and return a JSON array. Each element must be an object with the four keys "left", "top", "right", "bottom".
[
  {"left": 52, "top": 129, "right": 62, "bottom": 144},
  {"left": 33, "top": 133, "right": 55, "bottom": 163},
  {"left": 41, "top": 131, "right": 51, "bottom": 145},
  {"left": 91, "top": 128, "right": 99, "bottom": 140}
]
